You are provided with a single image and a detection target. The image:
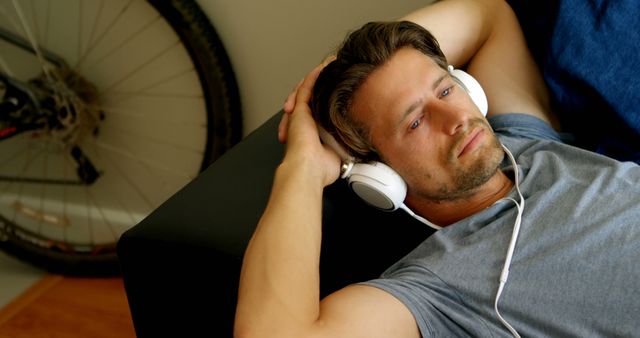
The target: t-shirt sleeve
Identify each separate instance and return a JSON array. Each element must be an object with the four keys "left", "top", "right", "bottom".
[
  {"left": 487, "top": 113, "right": 567, "bottom": 143},
  {"left": 359, "top": 265, "right": 496, "bottom": 337}
]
